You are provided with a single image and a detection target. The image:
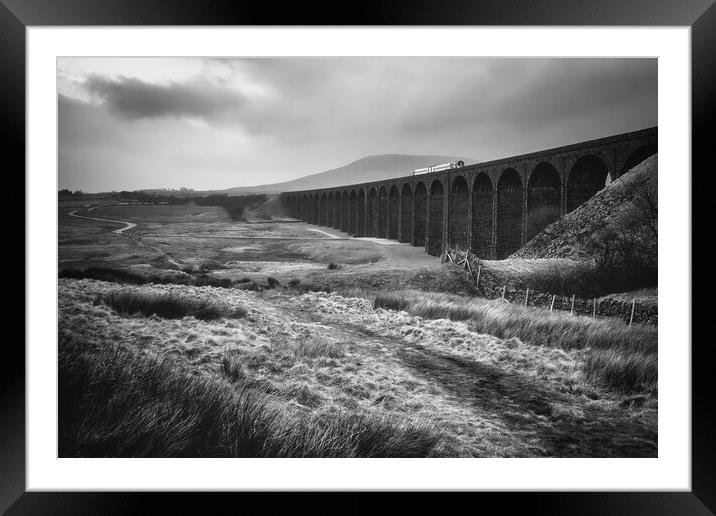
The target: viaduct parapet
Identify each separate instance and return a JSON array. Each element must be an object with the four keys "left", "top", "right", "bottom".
[{"left": 281, "top": 127, "right": 657, "bottom": 258}]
